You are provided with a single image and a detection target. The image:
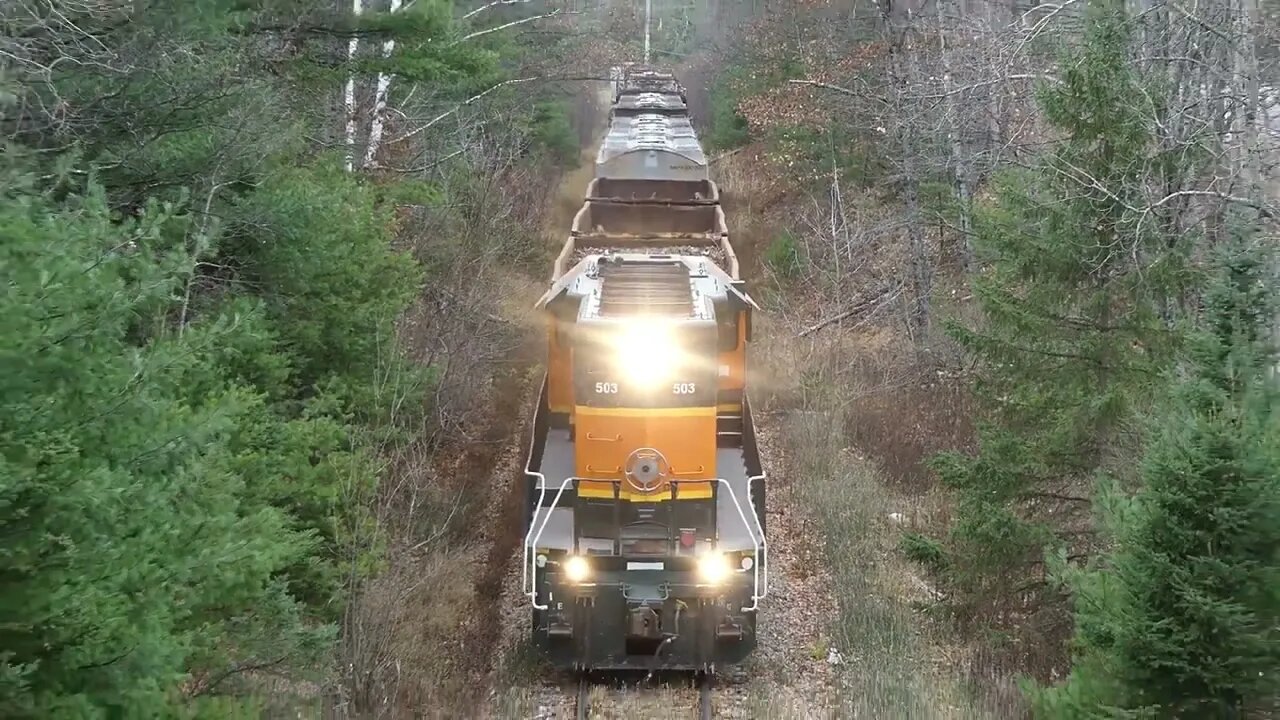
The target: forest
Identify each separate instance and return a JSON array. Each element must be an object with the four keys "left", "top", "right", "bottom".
[{"left": 1, "top": 0, "right": 1276, "bottom": 718}]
